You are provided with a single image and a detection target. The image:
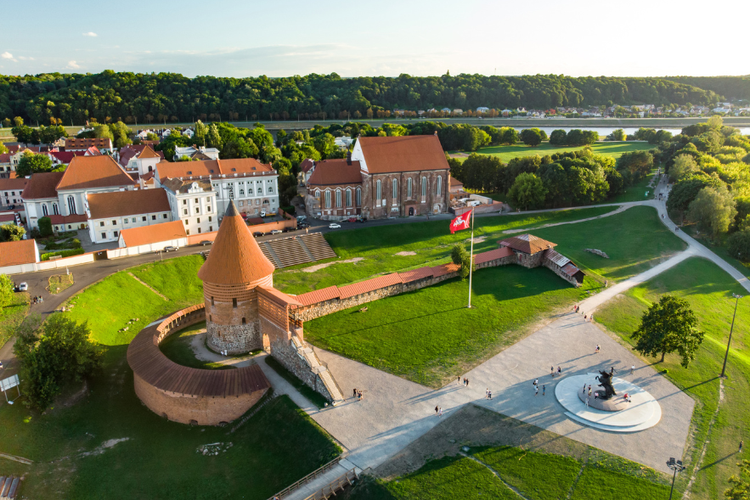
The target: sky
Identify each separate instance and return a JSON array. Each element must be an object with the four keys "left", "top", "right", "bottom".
[{"left": 2, "top": 0, "right": 749, "bottom": 78}]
